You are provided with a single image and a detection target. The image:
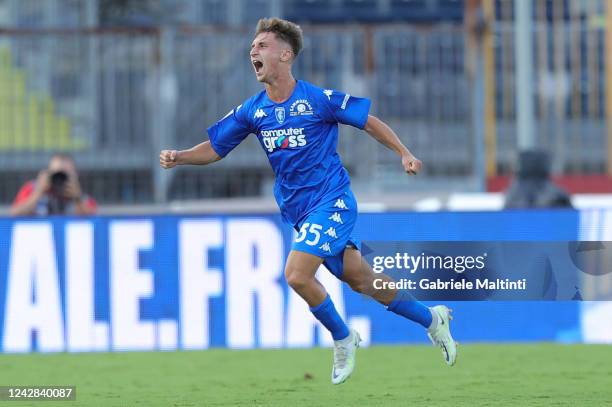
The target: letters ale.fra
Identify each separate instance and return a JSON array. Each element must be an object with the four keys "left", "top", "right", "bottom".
[{"left": 1, "top": 218, "right": 371, "bottom": 353}]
